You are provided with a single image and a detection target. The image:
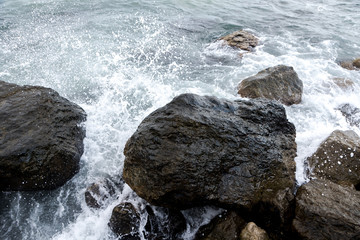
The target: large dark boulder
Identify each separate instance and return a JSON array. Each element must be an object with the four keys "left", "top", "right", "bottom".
[
  {"left": 0, "top": 81, "right": 86, "bottom": 190},
  {"left": 218, "top": 30, "right": 258, "bottom": 51},
  {"left": 238, "top": 65, "right": 303, "bottom": 106},
  {"left": 293, "top": 179, "right": 360, "bottom": 240},
  {"left": 306, "top": 130, "right": 360, "bottom": 188},
  {"left": 123, "top": 93, "right": 296, "bottom": 214}
]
